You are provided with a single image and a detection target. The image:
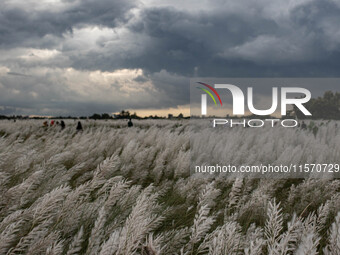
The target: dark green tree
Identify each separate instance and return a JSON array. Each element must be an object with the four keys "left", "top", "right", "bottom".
[{"left": 294, "top": 91, "right": 340, "bottom": 119}]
